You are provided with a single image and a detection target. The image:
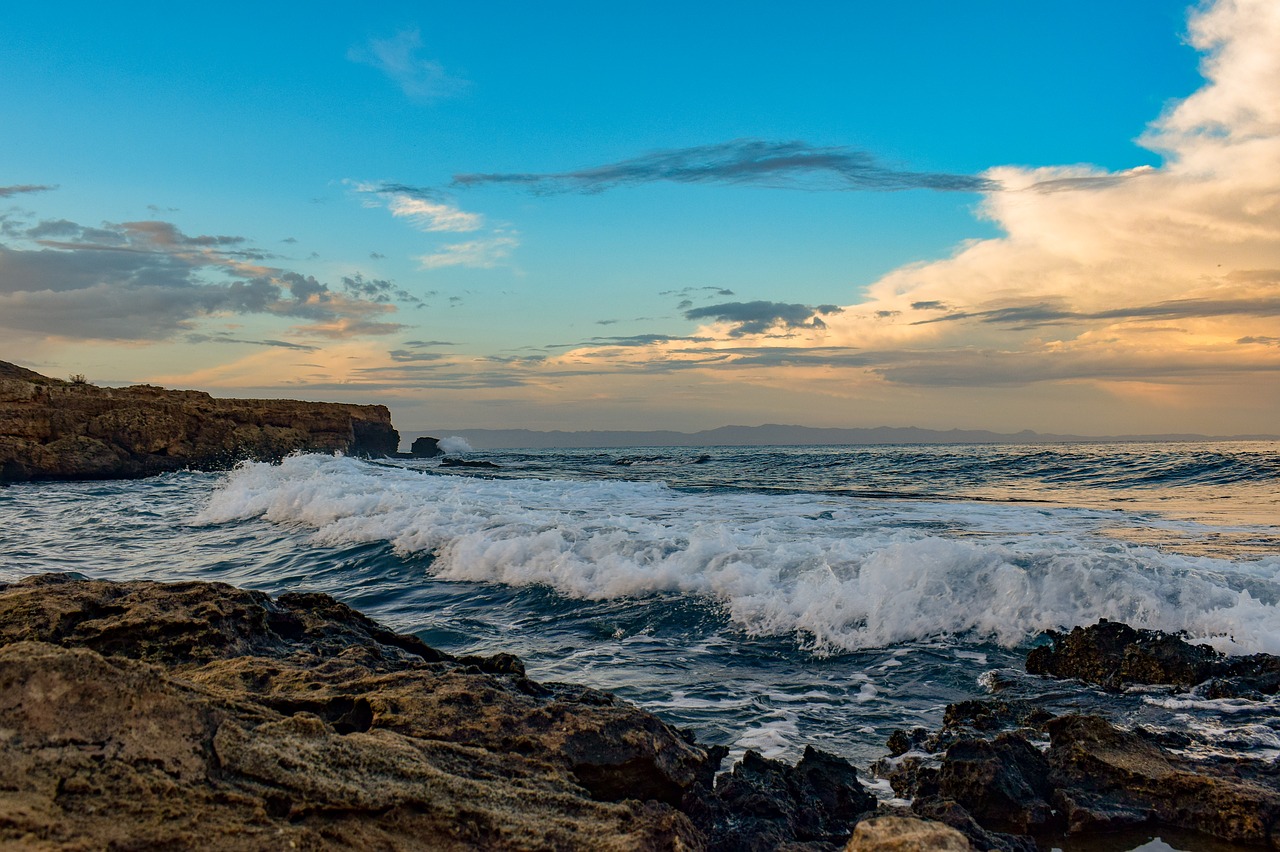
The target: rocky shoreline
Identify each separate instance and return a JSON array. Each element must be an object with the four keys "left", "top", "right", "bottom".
[
  {"left": 3, "top": 575, "right": 1279, "bottom": 850},
  {"left": 0, "top": 361, "right": 401, "bottom": 482}
]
